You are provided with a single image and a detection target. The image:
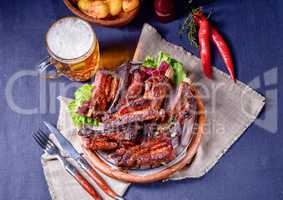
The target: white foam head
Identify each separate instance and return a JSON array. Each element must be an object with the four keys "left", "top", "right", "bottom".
[{"left": 46, "top": 17, "right": 95, "bottom": 60}]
